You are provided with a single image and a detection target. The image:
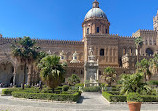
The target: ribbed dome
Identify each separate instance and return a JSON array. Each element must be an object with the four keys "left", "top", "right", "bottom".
[{"left": 85, "top": 8, "right": 107, "bottom": 20}]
